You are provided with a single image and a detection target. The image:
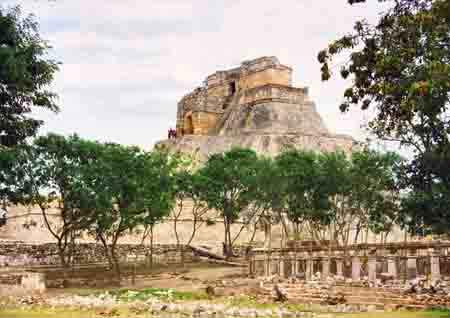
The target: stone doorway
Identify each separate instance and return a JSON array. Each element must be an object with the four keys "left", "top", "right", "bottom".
[
  {"left": 229, "top": 81, "right": 236, "bottom": 95},
  {"left": 184, "top": 115, "right": 194, "bottom": 135}
]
